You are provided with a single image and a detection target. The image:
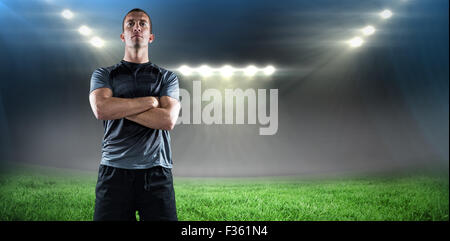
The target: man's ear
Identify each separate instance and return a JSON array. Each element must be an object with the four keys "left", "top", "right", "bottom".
[
  {"left": 120, "top": 33, "right": 125, "bottom": 42},
  {"left": 149, "top": 33, "right": 154, "bottom": 44}
]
